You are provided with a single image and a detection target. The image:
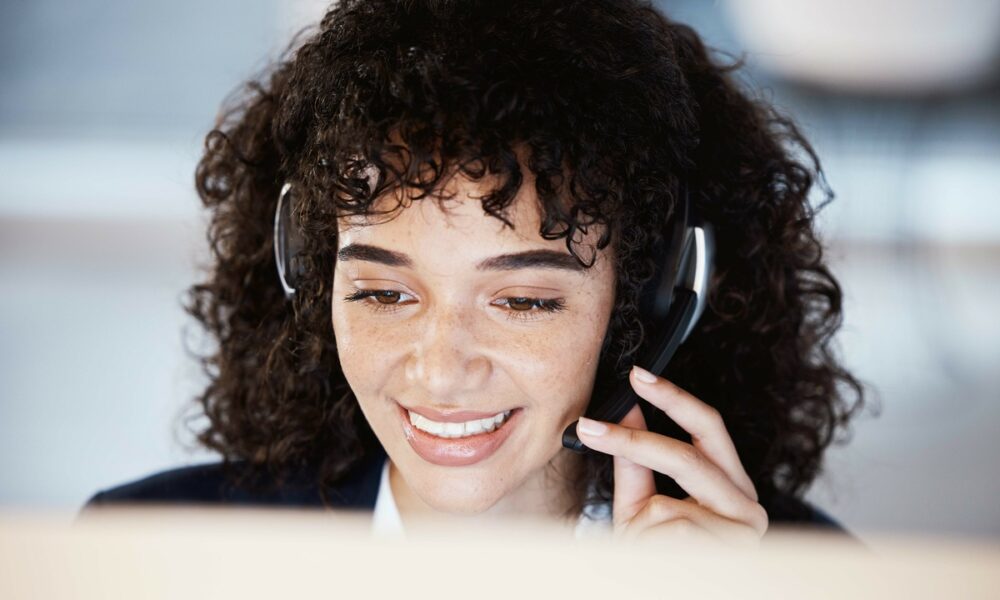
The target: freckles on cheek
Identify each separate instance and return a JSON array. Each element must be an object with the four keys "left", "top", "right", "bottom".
[
  {"left": 508, "top": 330, "right": 576, "bottom": 394},
  {"left": 334, "top": 318, "right": 412, "bottom": 405},
  {"left": 556, "top": 313, "right": 608, "bottom": 387},
  {"left": 331, "top": 309, "right": 380, "bottom": 394}
]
